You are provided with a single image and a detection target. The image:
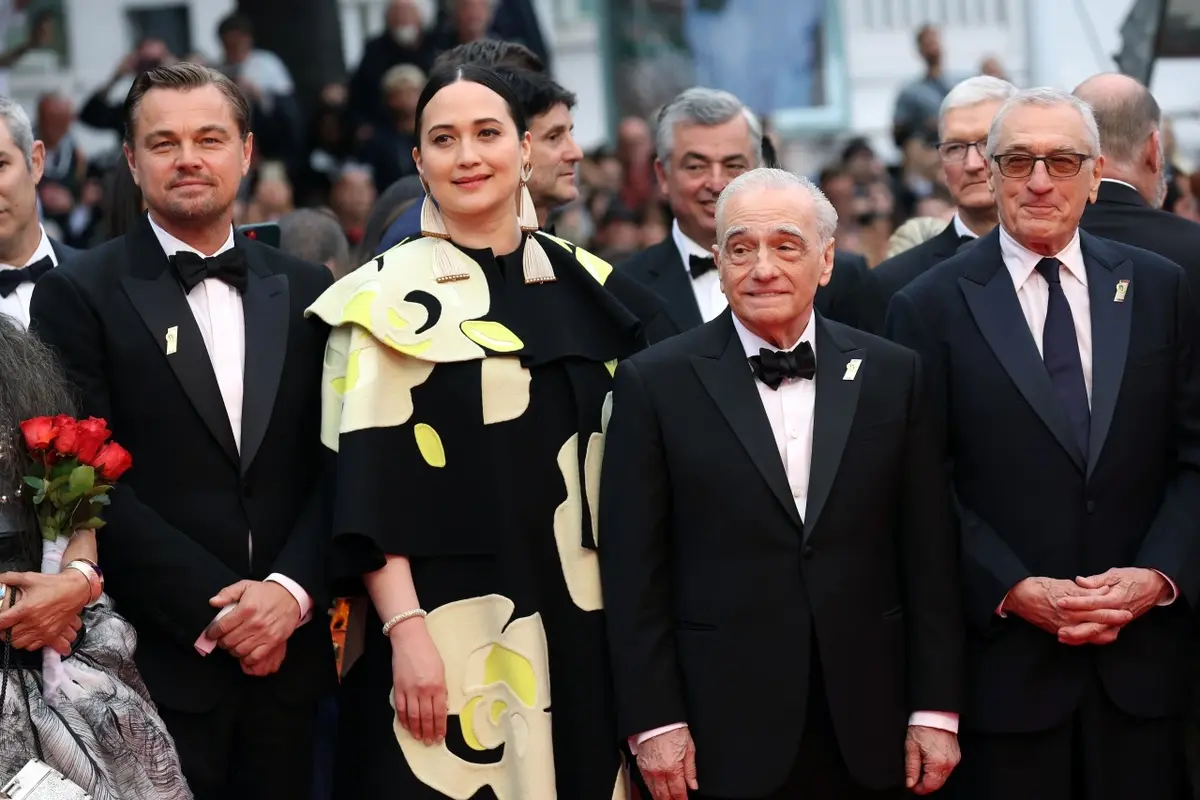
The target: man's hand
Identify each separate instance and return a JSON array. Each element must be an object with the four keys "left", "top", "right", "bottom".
[
  {"left": 206, "top": 580, "right": 300, "bottom": 660},
  {"left": 1055, "top": 568, "right": 1169, "bottom": 645},
  {"left": 241, "top": 640, "right": 286, "bottom": 677},
  {"left": 905, "top": 725, "right": 960, "bottom": 794},
  {"left": 0, "top": 571, "right": 89, "bottom": 654},
  {"left": 637, "top": 726, "right": 698, "bottom": 800},
  {"left": 1003, "top": 577, "right": 1132, "bottom": 644}
]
